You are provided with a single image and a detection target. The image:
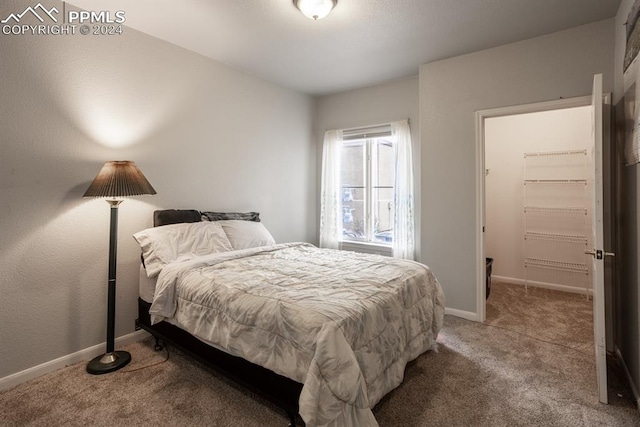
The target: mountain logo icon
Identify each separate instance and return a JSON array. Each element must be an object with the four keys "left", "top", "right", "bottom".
[{"left": 1, "top": 3, "right": 59, "bottom": 24}]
